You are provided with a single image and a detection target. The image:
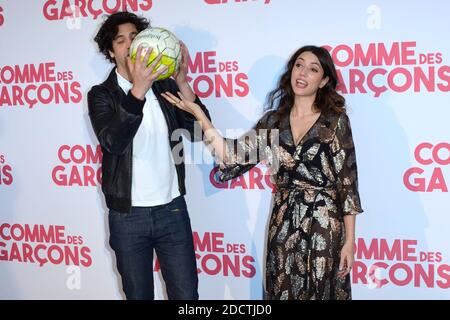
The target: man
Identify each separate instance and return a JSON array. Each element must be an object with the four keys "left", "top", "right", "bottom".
[{"left": 88, "top": 11, "right": 210, "bottom": 300}]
